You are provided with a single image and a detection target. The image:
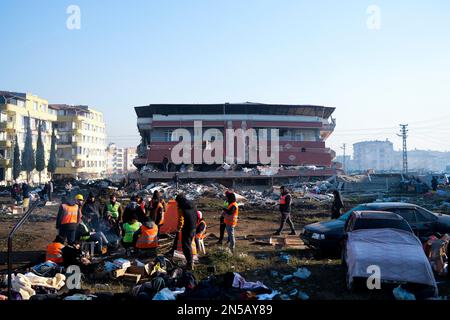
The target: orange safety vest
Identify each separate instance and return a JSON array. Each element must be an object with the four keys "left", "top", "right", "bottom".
[
  {"left": 224, "top": 202, "right": 239, "bottom": 227},
  {"left": 46, "top": 242, "right": 64, "bottom": 264},
  {"left": 61, "top": 204, "right": 79, "bottom": 225},
  {"left": 177, "top": 232, "right": 197, "bottom": 255},
  {"left": 195, "top": 220, "right": 207, "bottom": 239},
  {"left": 136, "top": 224, "right": 159, "bottom": 249},
  {"left": 157, "top": 203, "right": 165, "bottom": 225}
]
